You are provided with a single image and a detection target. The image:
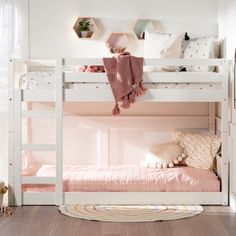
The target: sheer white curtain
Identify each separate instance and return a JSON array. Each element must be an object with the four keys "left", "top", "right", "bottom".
[{"left": 0, "top": 0, "right": 28, "bottom": 182}]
